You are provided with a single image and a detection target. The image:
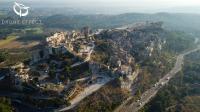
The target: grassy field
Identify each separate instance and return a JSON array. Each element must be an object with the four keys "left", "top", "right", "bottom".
[
  {"left": 0, "top": 38, "right": 40, "bottom": 49},
  {"left": 0, "top": 36, "right": 17, "bottom": 48},
  {"left": 24, "top": 27, "right": 43, "bottom": 34}
]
